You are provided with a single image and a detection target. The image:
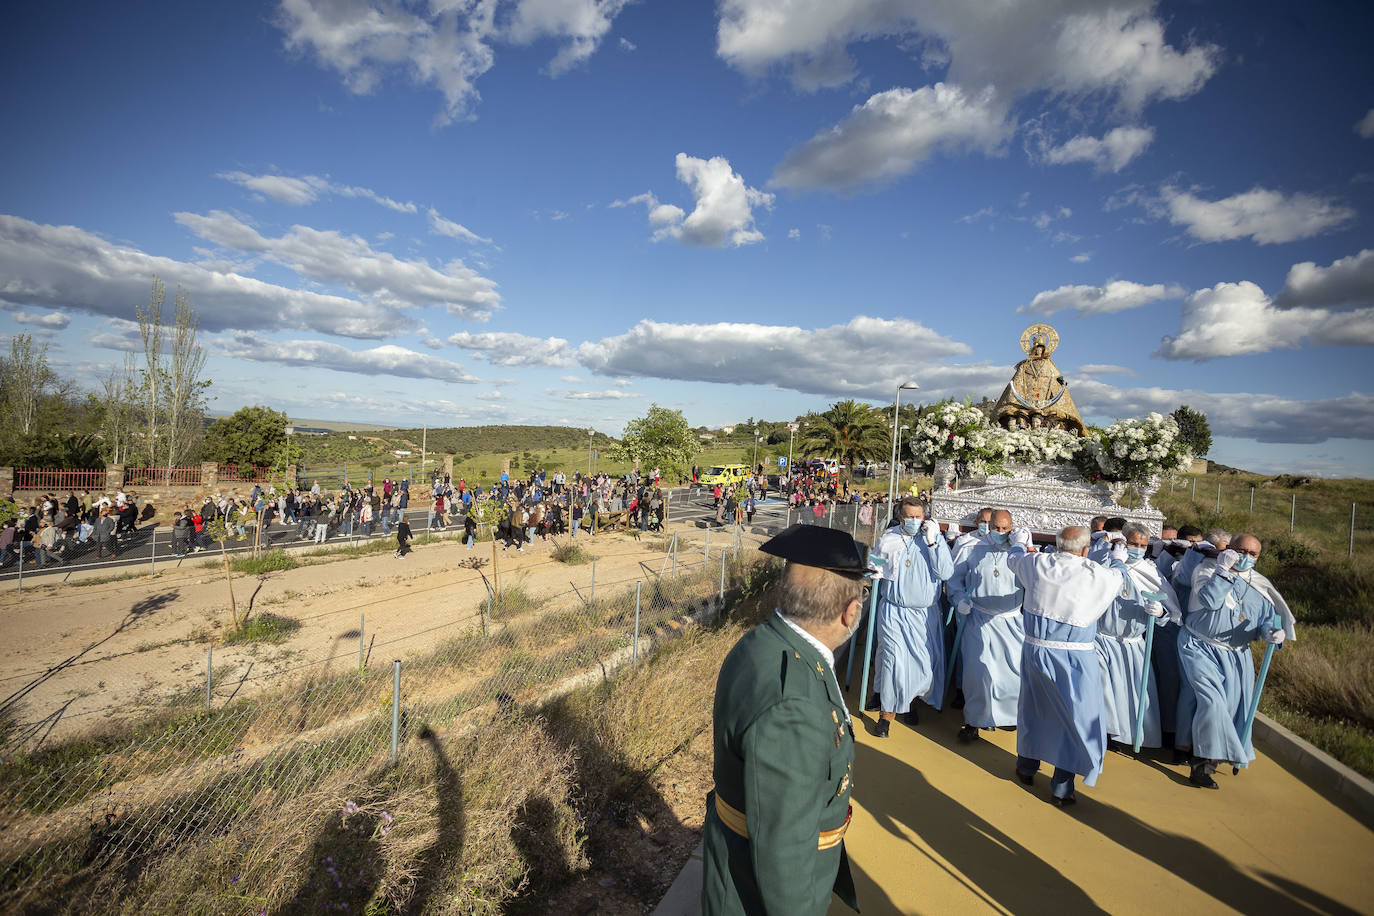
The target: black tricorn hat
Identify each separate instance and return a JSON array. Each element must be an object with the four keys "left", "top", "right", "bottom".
[{"left": 759, "top": 524, "right": 869, "bottom": 577}]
